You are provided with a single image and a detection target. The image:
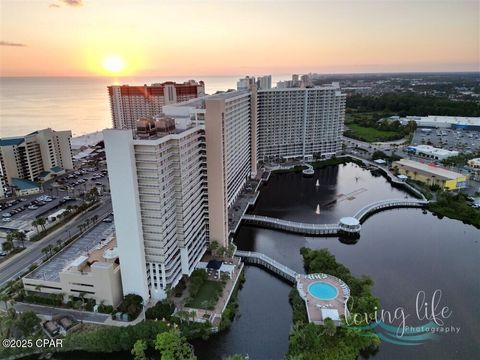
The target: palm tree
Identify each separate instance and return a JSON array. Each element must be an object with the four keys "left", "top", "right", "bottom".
[
  {"left": 36, "top": 218, "right": 46, "bottom": 232},
  {"left": 15, "top": 231, "right": 26, "bottom": 249},
  {"left": 31, "top": 219, "right": 39, "bottom": 234}
]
